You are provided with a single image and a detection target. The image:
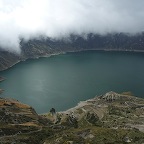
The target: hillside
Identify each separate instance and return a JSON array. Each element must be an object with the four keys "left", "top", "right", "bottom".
[
  {"left": 1, "top": 33, "right": 144, "bottom": 71},
  {"left": 0, "top": 91, "right": 144, "bottom": 143}
]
